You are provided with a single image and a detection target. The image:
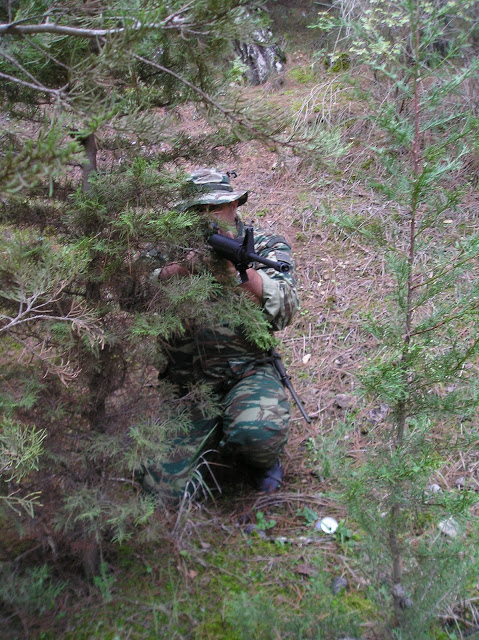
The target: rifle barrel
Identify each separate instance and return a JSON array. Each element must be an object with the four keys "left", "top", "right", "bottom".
[
  {"left": 246, "top": 253, "right": 290, "bottom": 273},
  {"left": 270, "top": 348, "right": 311, "bottom": 424}
]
